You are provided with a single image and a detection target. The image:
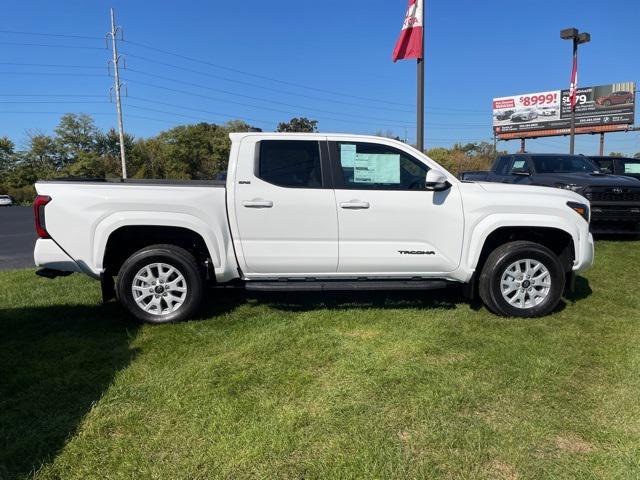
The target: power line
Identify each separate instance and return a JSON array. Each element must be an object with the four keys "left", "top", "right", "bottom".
[
  {"left": 123, "top": 39, "right": 491, "bottom": 114},
  {"left": 0, "top": 71, "right": 107, "bottom": 77},
  {"left": 127, "top": 96, "right": 272, "bottom": 125},
  {"left": 121, "top": 39, "right": 415, "bottom": 108},
  {"left": 123, "top": 67, "right": 416, "bottom": 125},
  {"left": 123, "top": 78, "right": 415, "bottom": 128},
  {"left": 125, "top": 103, "right": 272, "bottom": 126},
  {"left": 0, "top": 41, "right": 105, "bottom": 50},
  {"left": 0, "top": 29, "right": 103, "bottom": 40},
  {"left": 0, "top": 100, "right": 110, "bottom": 104},
  {"left": 0, "top": 61, "right": 104, "bottom": 69},
  {"left": 0, "top": 94, "right": 105, "bottom": 97},
  {"left": 0, "top": 28, "right": 493, "bottom": 114},
  {"left": 123, "top": 52, "right": 415, "bottom": 114}
]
